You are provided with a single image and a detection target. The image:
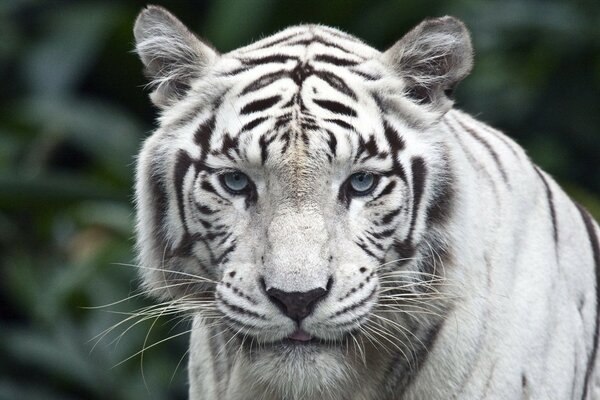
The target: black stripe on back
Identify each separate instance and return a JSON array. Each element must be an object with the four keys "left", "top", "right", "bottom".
[
  {"left": 313, "top": 99, "right": 357, "bottom": 117},
  {"left": 577, "top": 203, "right": 600, "bottom": 400},
  {"left": 534, "top": 166, "right": 558, "bottom": 244},
  {"left": 240, "top": 95, "right": 281, "bottom": 115},
  {"left": 454, "top": 116, "right": 510, "bottom": 186},
  {"left": 445, "top": 119, "right": 500, "bottom": 197}
]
